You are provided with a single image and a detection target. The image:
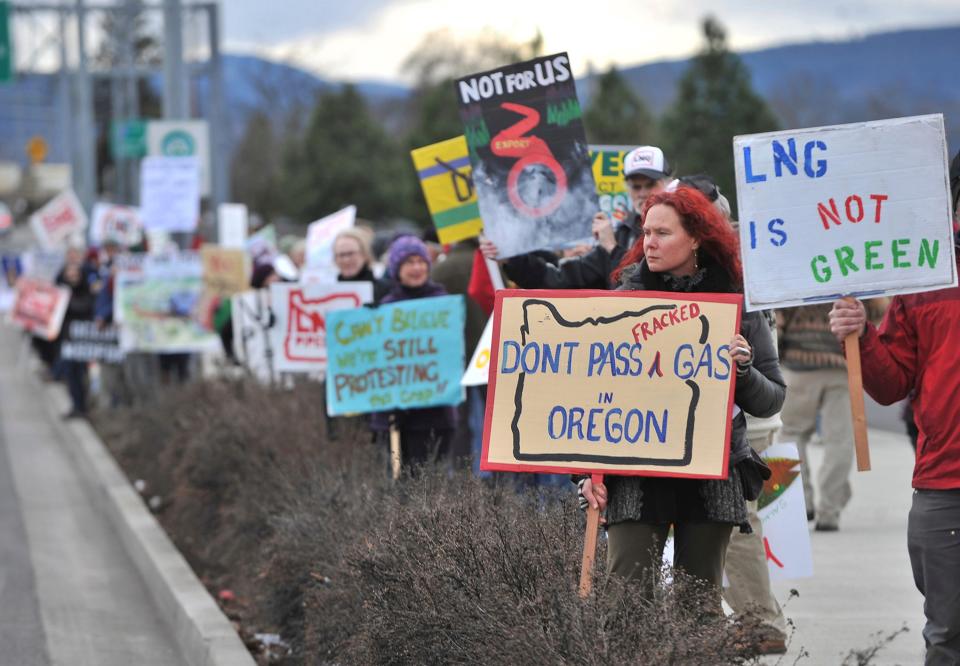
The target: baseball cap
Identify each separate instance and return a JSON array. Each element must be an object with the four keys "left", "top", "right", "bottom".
[{"left": 623, "top": 146, "right": 671, "bottom": 180}]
